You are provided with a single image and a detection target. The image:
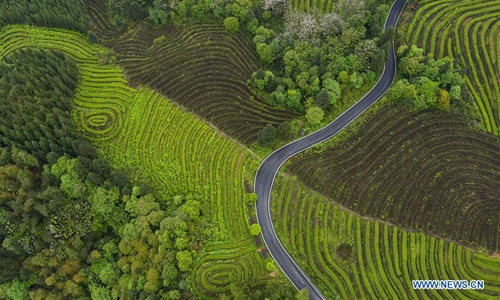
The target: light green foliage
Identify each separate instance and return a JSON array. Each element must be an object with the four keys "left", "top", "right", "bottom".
[
  {"left": 149, "top": 0, "right": 169, "bottom": 25},
  {"left": 286, "top": 89, "right": 303, "bottom": 112},
  {"left": 257, "top": 43, "right": 273, "bottom": 64},
  {"left": 414, "top": 77, "right": 439, "bottom": 109},
  {"left": 450, "top": 85, "right": 461, "bottom": 100},
  {"left": 388, "top": 80, "right": 415, "bottom": 103},
  {"left": 176, "top": 251, "right": 193, "bottom": 272},
  {"left": 306, "top": 106, "right": 324, "bottom": 125},
  {"left": 323, "top": 78, "right": 341, "bottom": 105},
  {"left": 406, "top": 1, "right": 497, "bottom": 133},
  {"left": 135, "top": 194, "right": 159, "bottom": 216},
  {"left": 394, "top": 45, "right": 465, "bottom": 111},
  {"left": 258, "top": 124, "right": 277, "bottom": 147},
  {"left": 338, "top": 71, "right": 350, "bottom": 84},
  {"left": 224, "top": 17, "right": 239, "bottom": 33},
  {"left": 436, "top": 89, "right": 450, "bottom": 110},
  {"left": 0, "top": 25, "right": 287, "bottom": 299},
  {"left": 250, "top": 223, "right": 262, "bottom": 236},
  {"left": 349, "top": 72, "right": 363, "bottom": 89}
]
